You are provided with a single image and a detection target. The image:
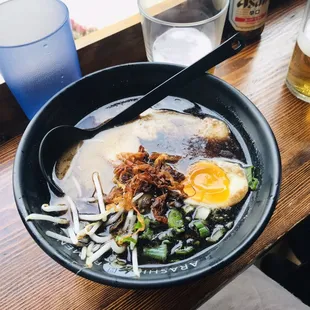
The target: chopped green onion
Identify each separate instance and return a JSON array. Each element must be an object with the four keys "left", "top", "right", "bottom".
[
  {"left": 182, "top": 205, "right": 195, "bottom": 215},
  {"left": 134, "top": 215, "right": 145, "bottom": 231},
  {"left": 198, "top": 226, "right": 210, "bottom": 238},
  {"left": 143, "top": 244, "right": 168, "bottom": 261},
  {"left": 133, "top": 222, "right": 141, "bottom": 231},
  {"left": 249, "top": 178, "right": 259, "bottom": 190},
  {"left": 144, "top": 217, "right": 150, "bottom": 228},
  {"left": 194, "top": 207, "right": 211, "bottom": 220},
  {"left": 245, "top": 166, "right": 259, "bottom": 190},
  {"left": 175, "top": 246, "right": 194, "bottom": 255},
  {"left": 123, "top": 236, "right": 137, "bottom": 244},
  {"left": 139, "top": 227, "right": 154, "bottom": 241},
  {"left": 192, "top": 220, "right": 210, "bottom": 237},
  {"left": 168, "top": 209, "right": 184, "bottom": 230},
  {"left": 175, "top": 227, "right": 185, "bottom": 234},
  {"left": 193, "top": 220, "right": 205, "bottom": 230}
]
